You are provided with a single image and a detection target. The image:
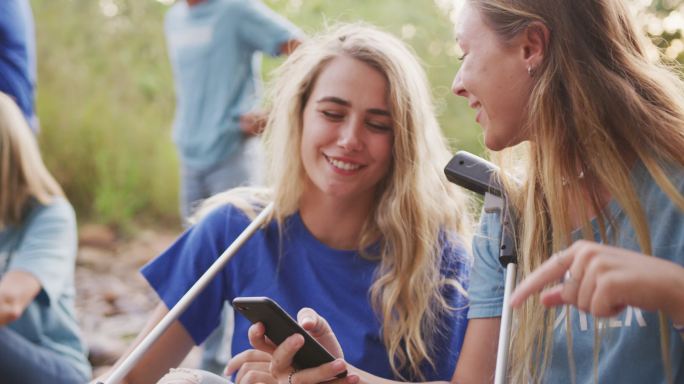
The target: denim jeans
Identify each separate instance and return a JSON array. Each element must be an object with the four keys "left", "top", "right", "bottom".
[
  {"left": 179, "top": 136, "right": 263, "bottom": 223},
  {"left": 0, "top": 327, "right": 89, "bottom": 383},
  {"left": 200, "top": 305, "right": 234, "bottom": 375}
]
